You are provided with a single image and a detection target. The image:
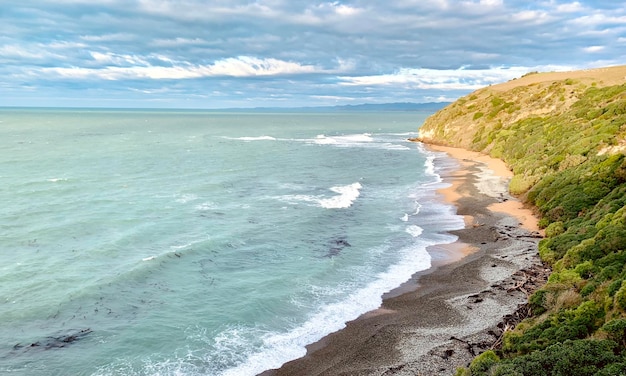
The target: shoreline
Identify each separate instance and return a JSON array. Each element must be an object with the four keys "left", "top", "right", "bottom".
[{"left": 261, "top": 143, "right": 547, "bottom": 375}]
